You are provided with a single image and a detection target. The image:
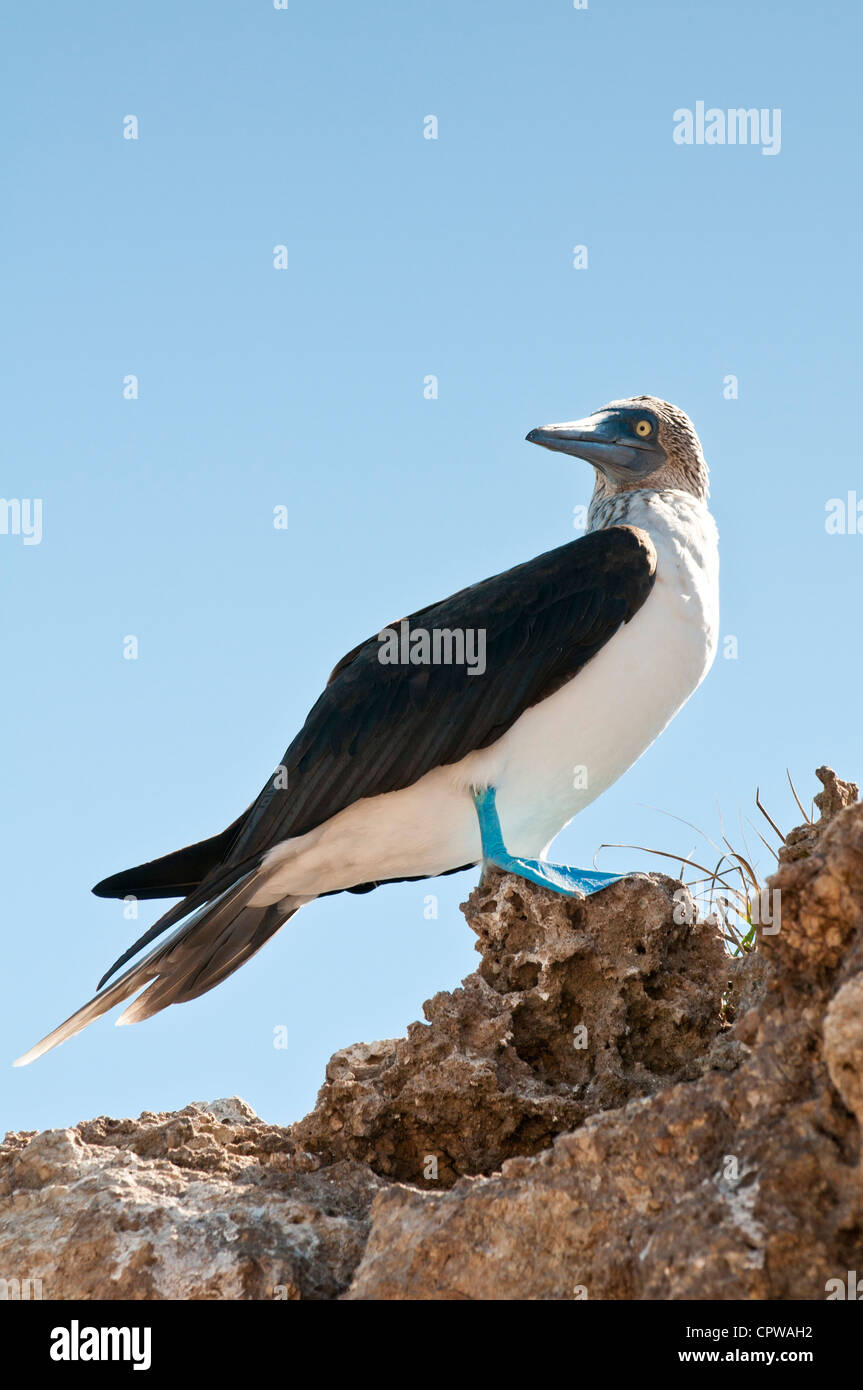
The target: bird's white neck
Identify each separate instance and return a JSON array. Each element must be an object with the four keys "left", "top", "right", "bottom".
[
  {"left": 588, "top": 485, "right": 710, "bottom": 536},
  {"left": 591, "top": 487, "right": 721, "bottom": 682}
]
